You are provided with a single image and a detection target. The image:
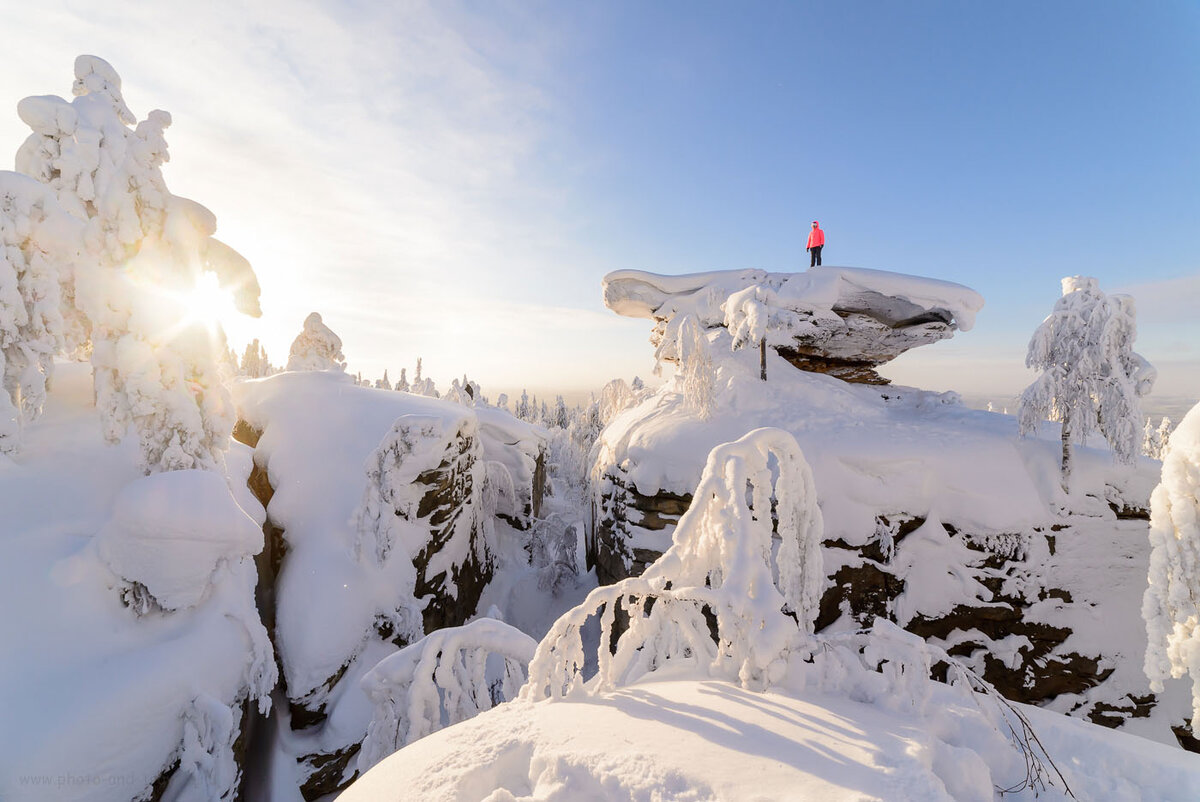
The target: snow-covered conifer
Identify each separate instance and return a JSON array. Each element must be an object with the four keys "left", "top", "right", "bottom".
[
  {"left": 551, "top": 396, "right": 568, "bottom": 429},
  {"left": 1018, "top": 277, "right": 1154, "bottom": 491},
  {"left": 15, "top": 56, "right": 258, "bottom": 473},
  {"left": 1144, "top": 416, "right": 1174, "bottom": 460},
  {"left": 286, "top": 312, "right": 345, "bottom": 372},
  {"left": 376, "top": 369, "right": 392, "bottom": 391},
  {"left": 395, "top": 367, "right": 409, "bottom": 393},
  {"left": 409, "top": 357, "right": 438, "bottom": 397},
  {"left": 0, "top": 172, "right": 76, "bottom": 453},
  {"left": 496, "top": 392, "right": 509, "bottom": 411},
  {"left": 239, "top": 338, "right": 272, "bottom": 378},
  {"left": 1143, "top": 402, "right": 1200, "bottom": 725},
  {"left": 515, "top": 389, "right": 531, "bottom": 421}
]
